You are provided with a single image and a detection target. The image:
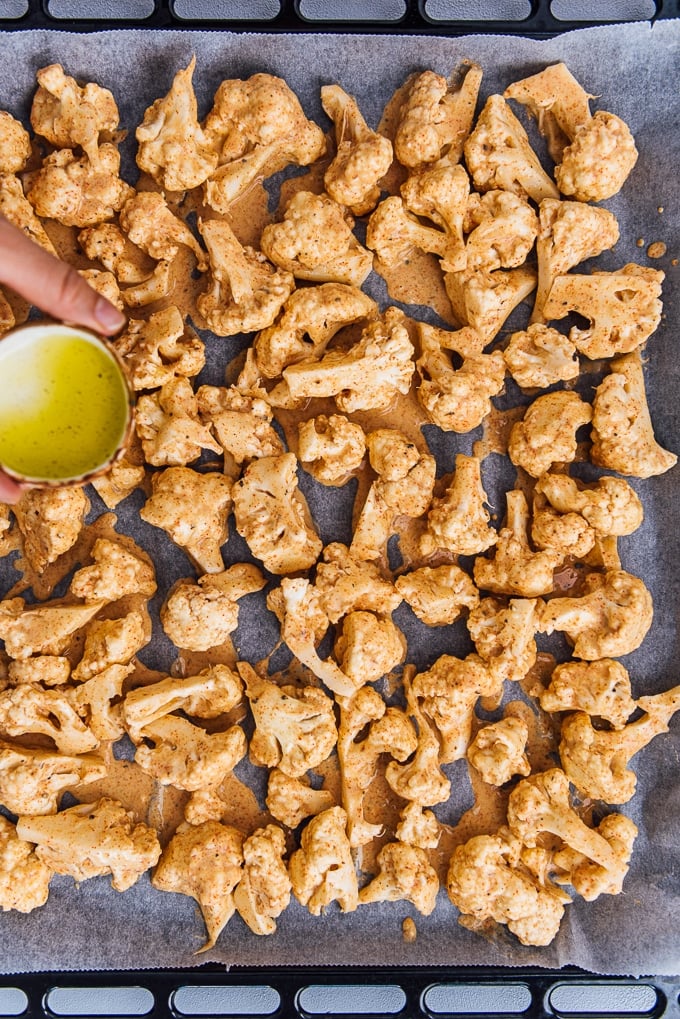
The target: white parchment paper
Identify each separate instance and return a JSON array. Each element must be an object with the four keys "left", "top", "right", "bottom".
[{"left": 0, "top": 19, "right": 678, "bottom": 978}]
